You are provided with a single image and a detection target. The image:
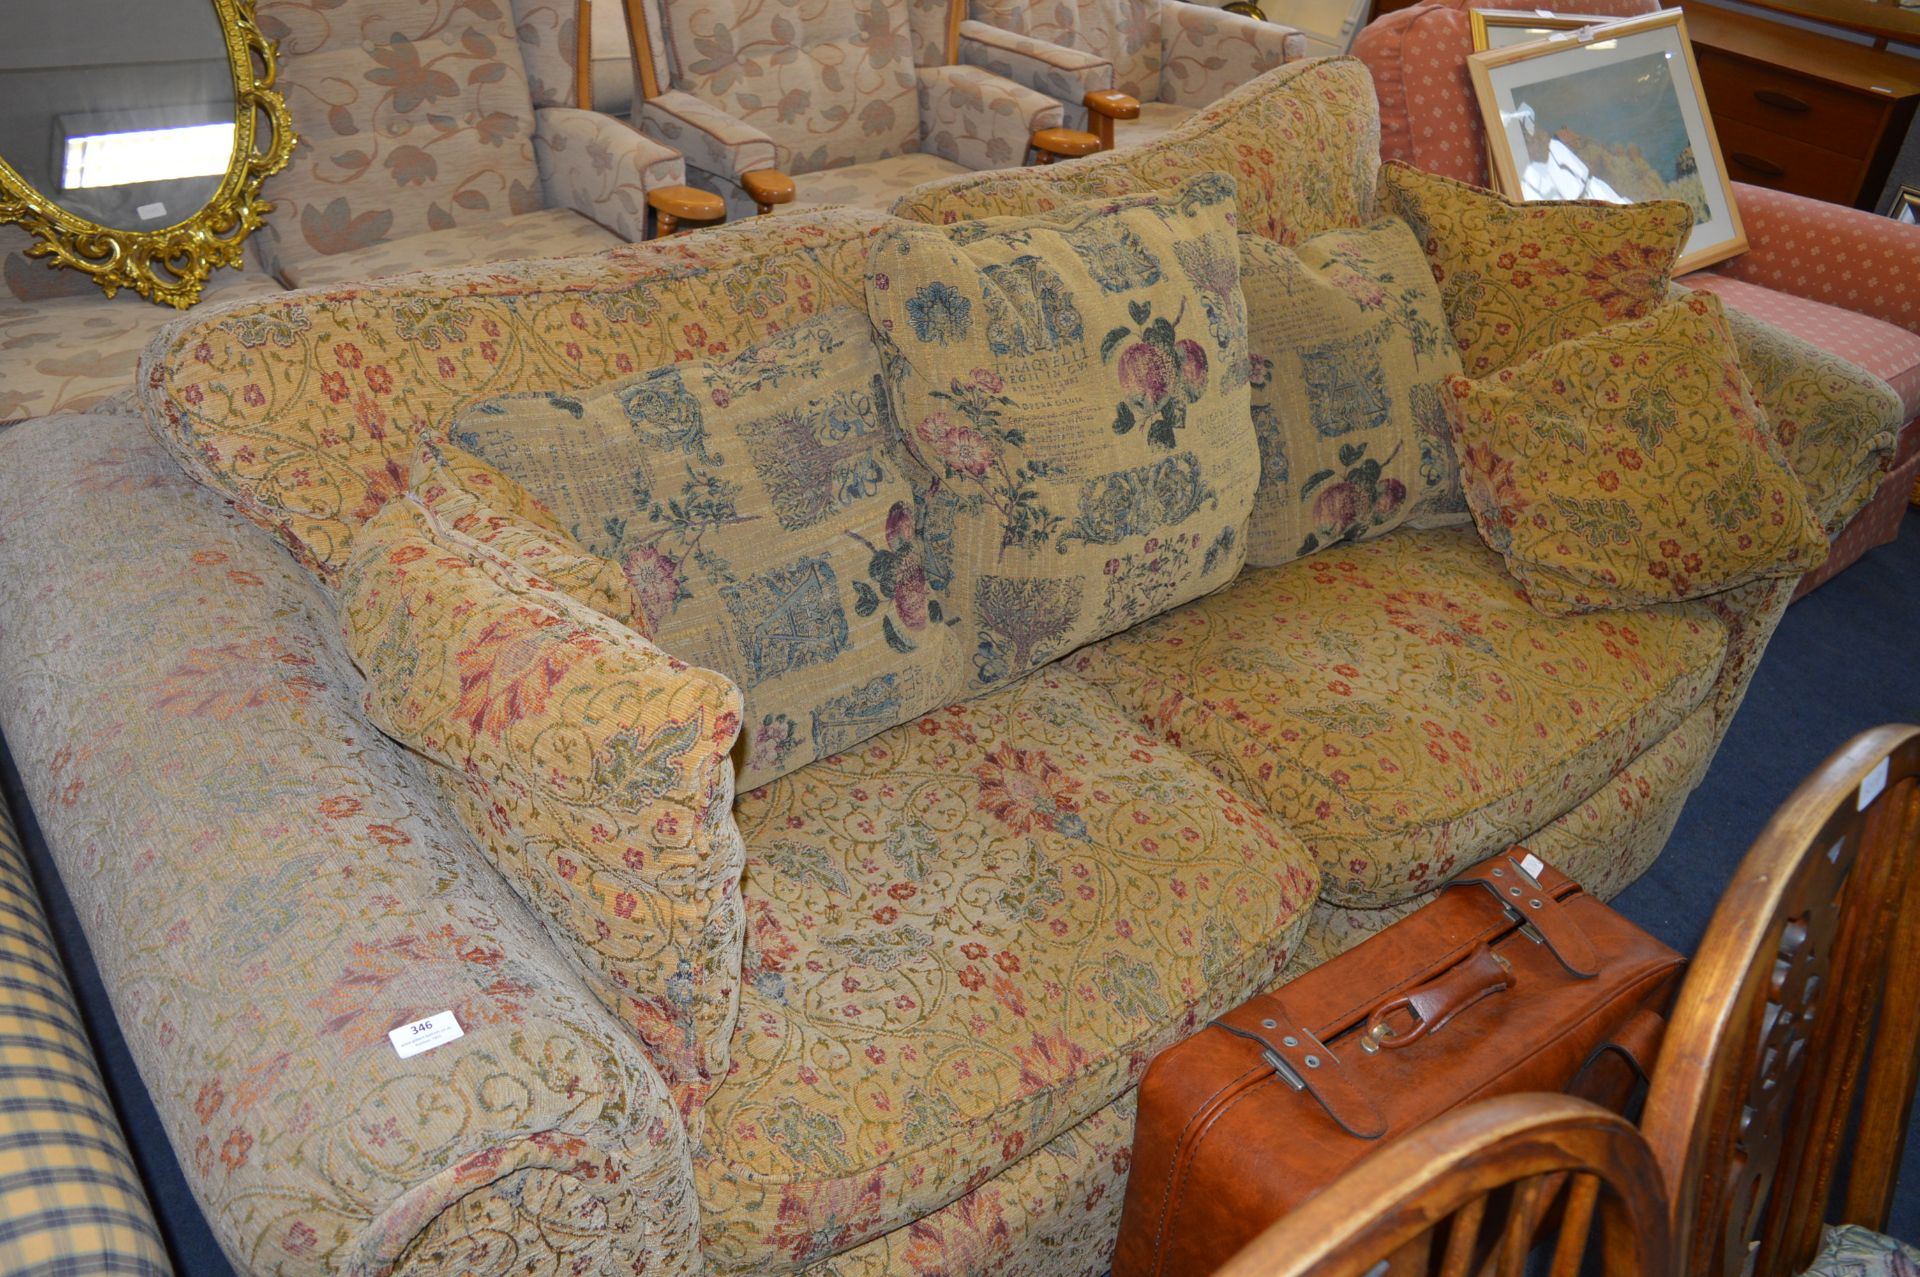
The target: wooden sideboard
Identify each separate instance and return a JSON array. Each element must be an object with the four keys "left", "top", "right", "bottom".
[{"left": 1682, "top": 2, "right": 1920, "bottom": 209}]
